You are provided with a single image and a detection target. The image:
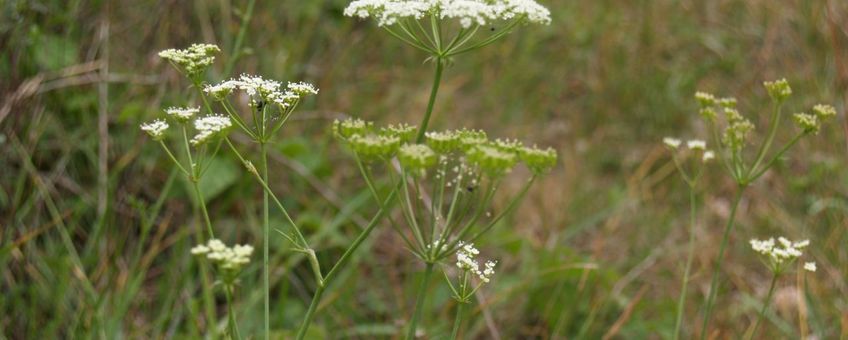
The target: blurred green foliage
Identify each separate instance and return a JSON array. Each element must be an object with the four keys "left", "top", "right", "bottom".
[{"left": 1, "top": 0, "right": 846, "bottom": 339}]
